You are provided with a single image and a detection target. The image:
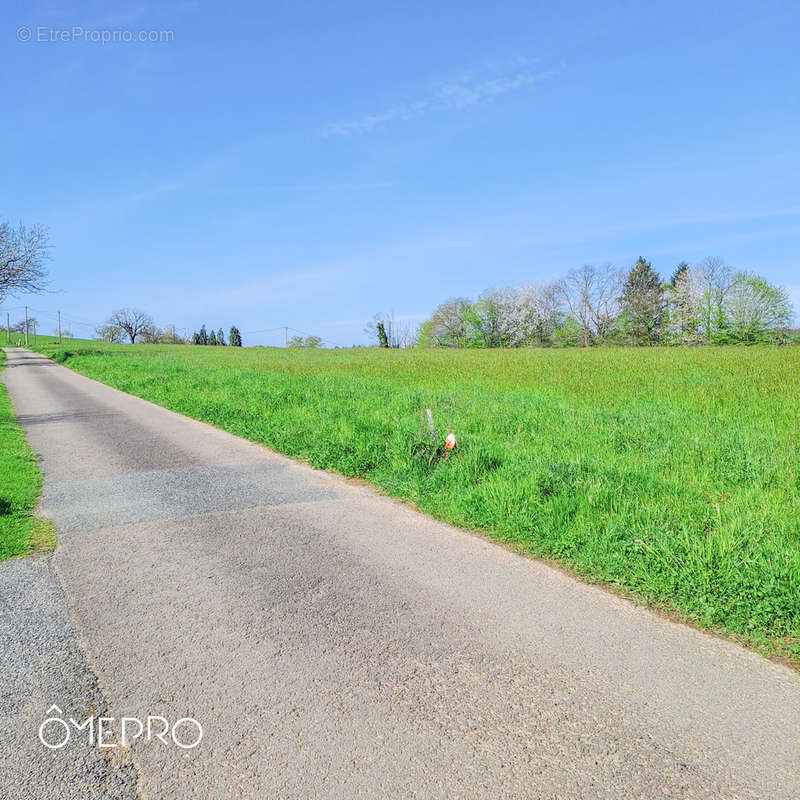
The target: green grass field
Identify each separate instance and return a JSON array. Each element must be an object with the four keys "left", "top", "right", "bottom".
[
  {"left": 0, "top": 351, "right": 49, "bottom": 559},
  {"left": 3, "top": 331, "right": 91, "bottom": 348},
  {"left": 40, "top": 342, "right": 800, "bottom": 661}
]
